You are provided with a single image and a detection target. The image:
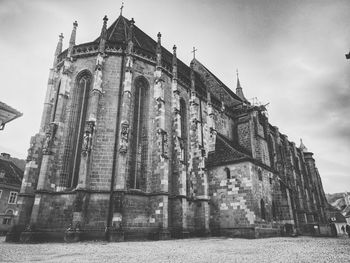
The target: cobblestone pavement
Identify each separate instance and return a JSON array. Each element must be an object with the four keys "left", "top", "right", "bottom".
[{"left": 1, "top": 236, "right": 350, "bottom": 263}]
